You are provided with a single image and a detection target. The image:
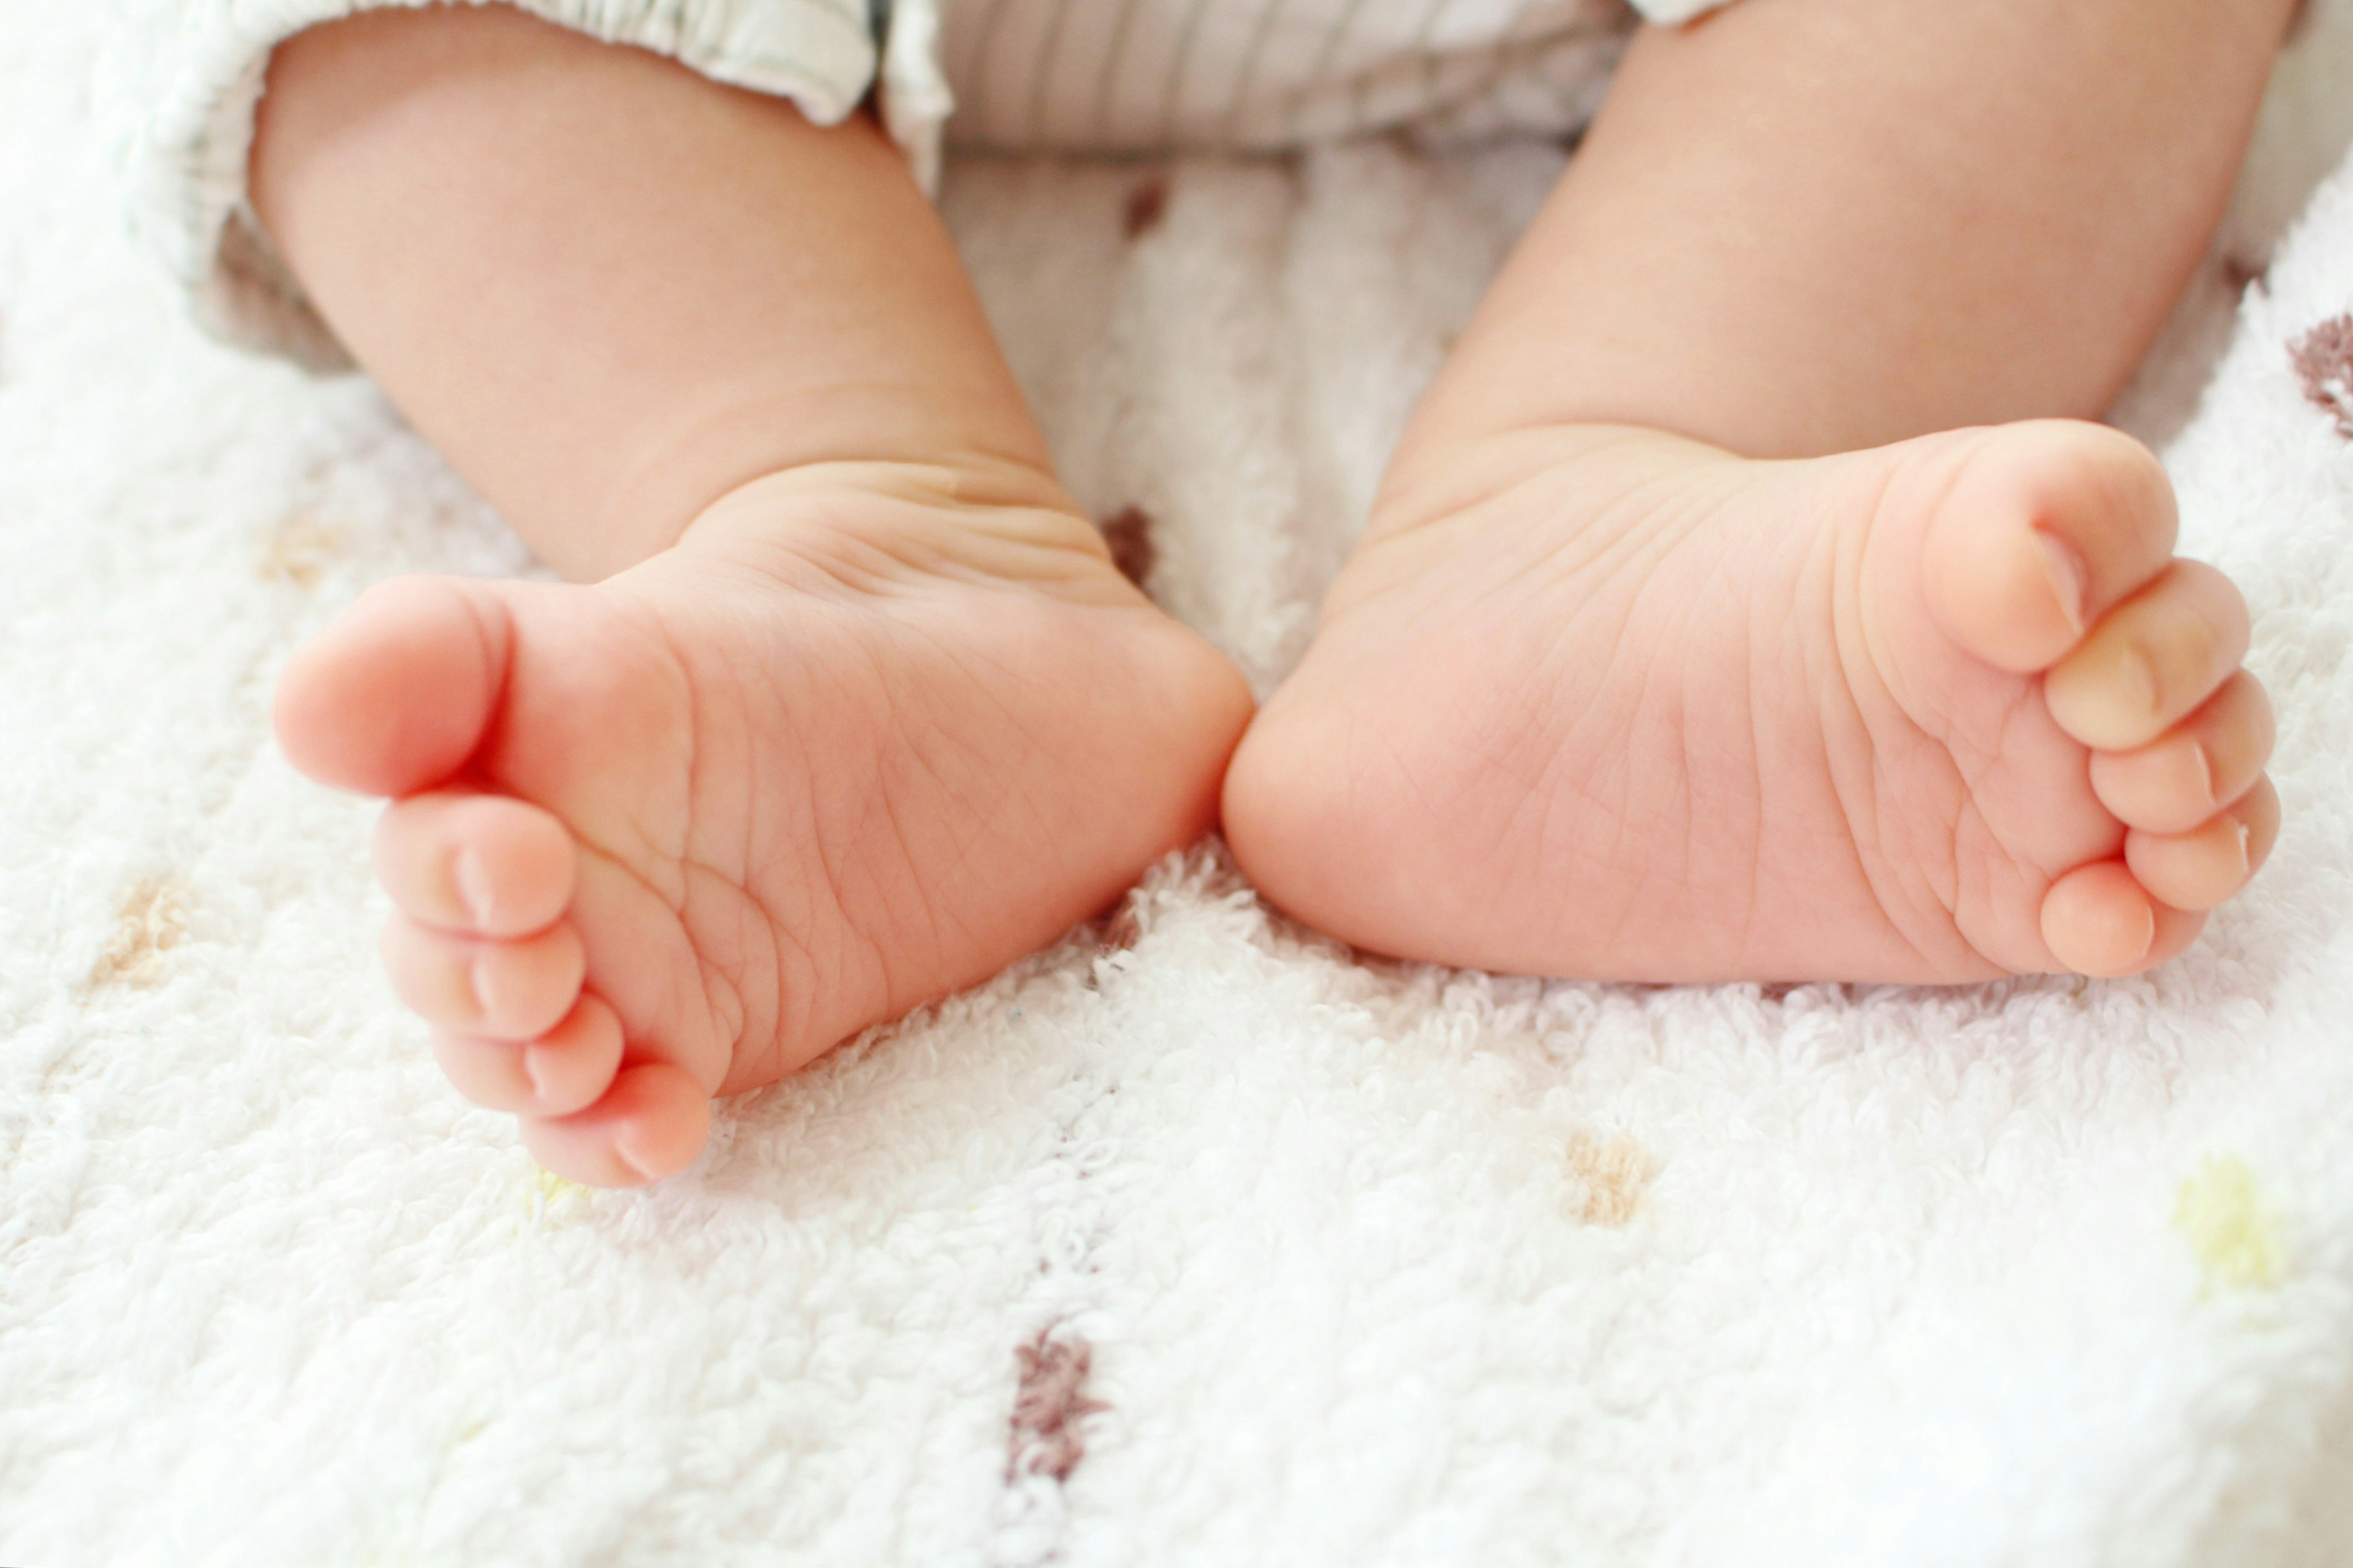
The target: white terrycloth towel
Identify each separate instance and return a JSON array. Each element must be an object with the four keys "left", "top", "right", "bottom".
[{"left": 8, "top": 7, "right": 2353, "bottom": 1567}]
